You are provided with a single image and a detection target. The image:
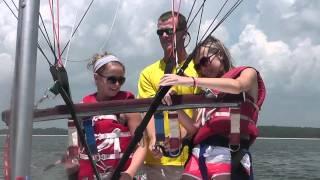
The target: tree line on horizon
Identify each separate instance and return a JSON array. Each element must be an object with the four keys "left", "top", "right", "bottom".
[{"left": 0, "top": 126, "right": 320, "bottom": 138}]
